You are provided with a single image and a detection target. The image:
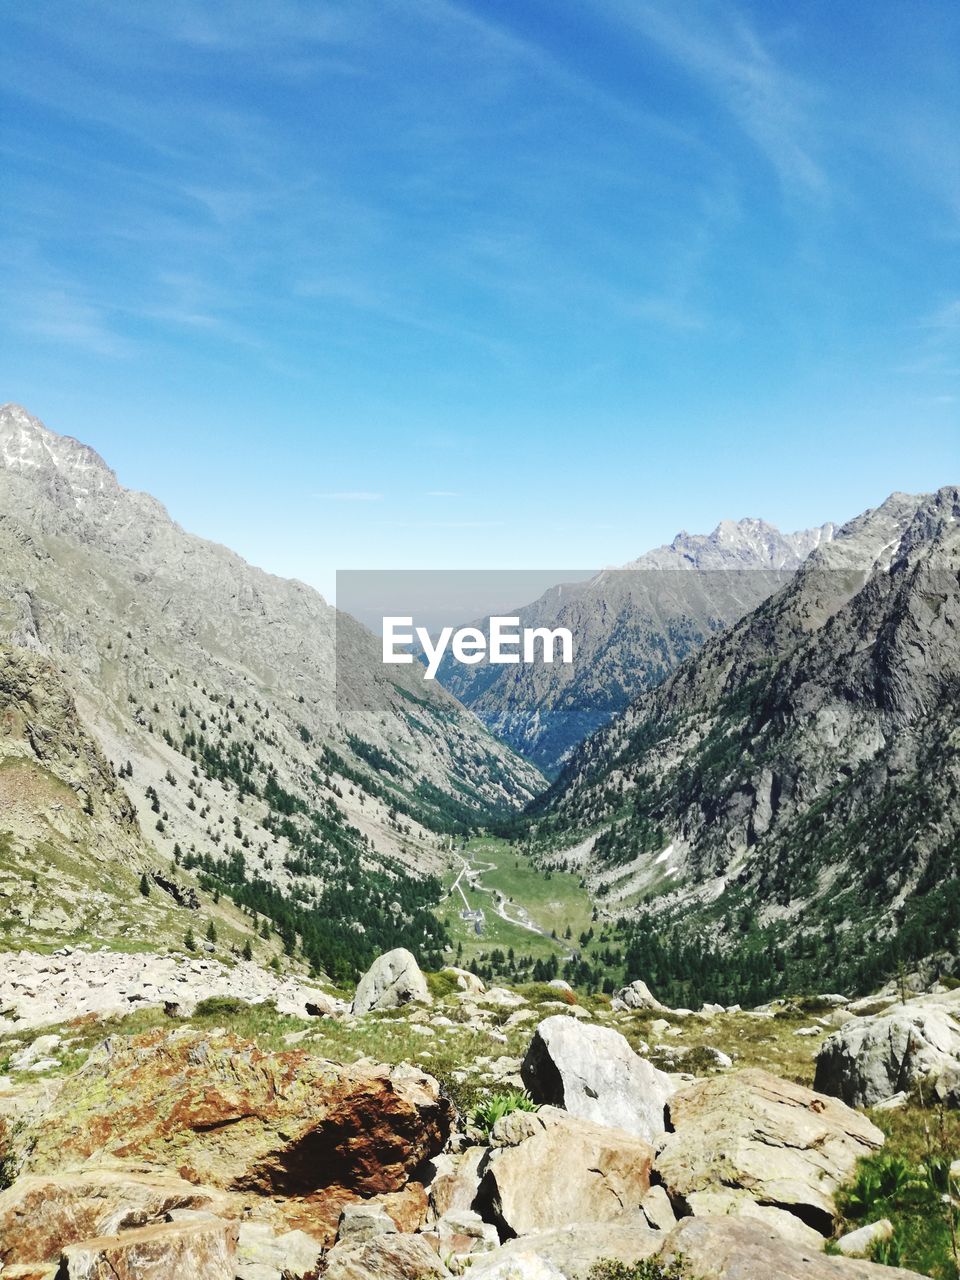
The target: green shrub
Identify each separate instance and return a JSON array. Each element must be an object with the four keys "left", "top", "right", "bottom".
[
  {"left": 587, "top": 1256, "right": 700, "bottom": 1280},
  {"left": 425, "top": 970, "right": 462, "bottom": 1000},
  {"left": 192, "top": 996, "right": 254, "bottom": 1019},
  {"left": 470, "top": 1090, "right": 538, "bottom": 1137}
]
